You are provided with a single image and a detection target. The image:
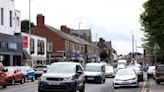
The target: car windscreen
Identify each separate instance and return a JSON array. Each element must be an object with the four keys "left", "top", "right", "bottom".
[
  {"left": 117, "top": 69, "right": 135, "bottom": 75},
  {"left": 35, "top": 66, "right": 47, "bottom": 69},
  {"left": 47, "top": 64, "right": 75, "bottom": 74},
  {"left": 85, "top": 65, "right": 101, "bottom": 72},
  {"left": 157, "top": 66, "right": 164, "bottom": 71},
  {"left": 20, "top": 66, "right": 31, "bottom": 71},
  {"left": 5, "top": 67, "right": 15, "bottom": 72}
]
